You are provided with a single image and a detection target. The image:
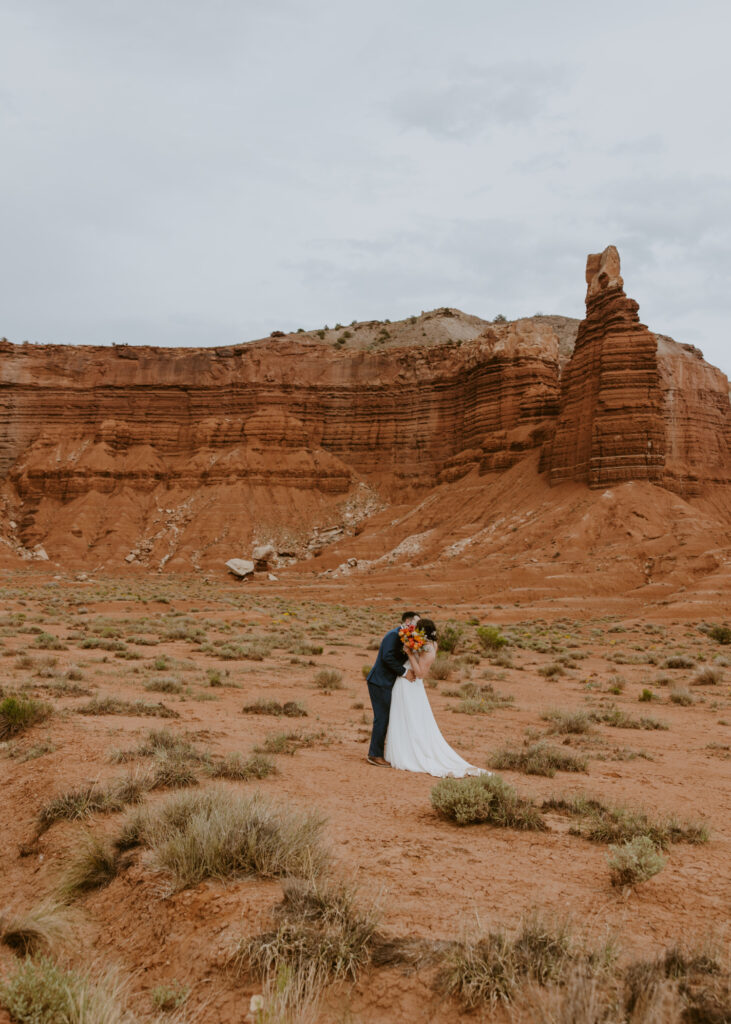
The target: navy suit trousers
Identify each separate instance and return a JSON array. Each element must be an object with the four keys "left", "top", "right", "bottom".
[{"left": 367, "top": 682, "right": 392, "bottom": 758}]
